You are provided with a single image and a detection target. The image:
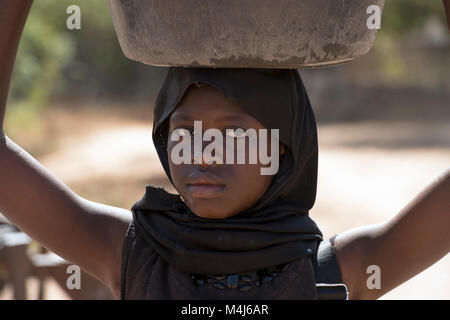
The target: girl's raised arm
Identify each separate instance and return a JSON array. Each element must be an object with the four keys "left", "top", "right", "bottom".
[
  {"left": 0, "top": 0, "right": 132, "bottom": 298},
  {"left": 334, "top": 169, "right": 450, "bottom": 299},
  {"left": 334, "top": 1, "right": 450, "bottom": 300}
]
